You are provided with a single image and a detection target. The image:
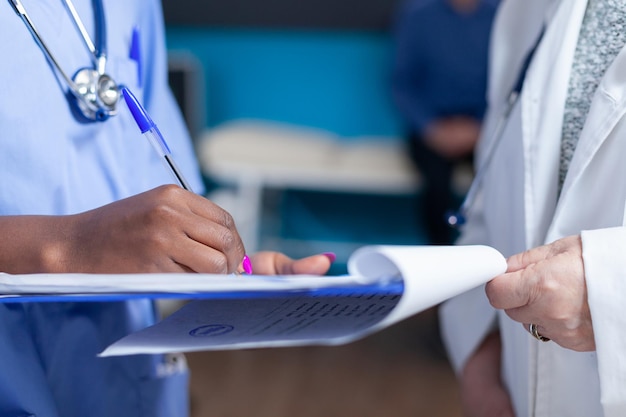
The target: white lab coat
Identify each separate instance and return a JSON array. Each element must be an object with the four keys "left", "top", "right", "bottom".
[{"left": 440, "top": 0, "right": 626, "bottom": 416}]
